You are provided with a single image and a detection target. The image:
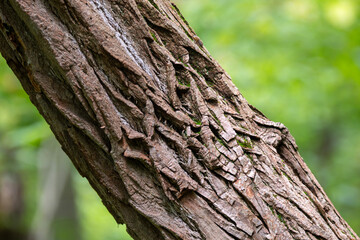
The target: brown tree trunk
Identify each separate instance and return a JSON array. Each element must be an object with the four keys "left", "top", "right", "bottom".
[{"left": 0, "top": 0, "right": 357, "bottom": 239}]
